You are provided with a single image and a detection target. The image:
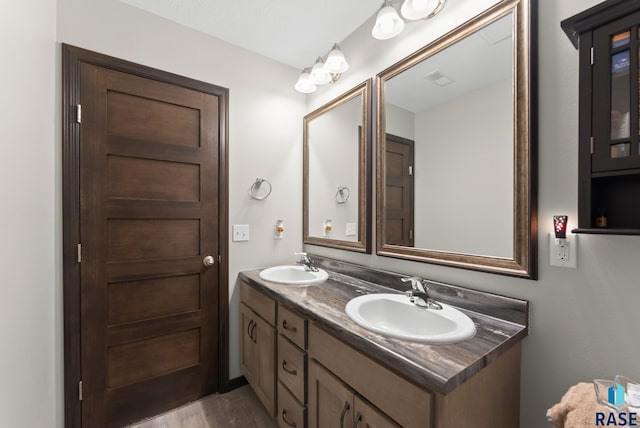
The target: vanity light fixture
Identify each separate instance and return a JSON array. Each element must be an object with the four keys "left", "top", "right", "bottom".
[
  {"left": 294, "top": 44, "right": 350, "bottom": 93},
  {"left": 372, "top": 0, "right": 447, "bottom": 40}
]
